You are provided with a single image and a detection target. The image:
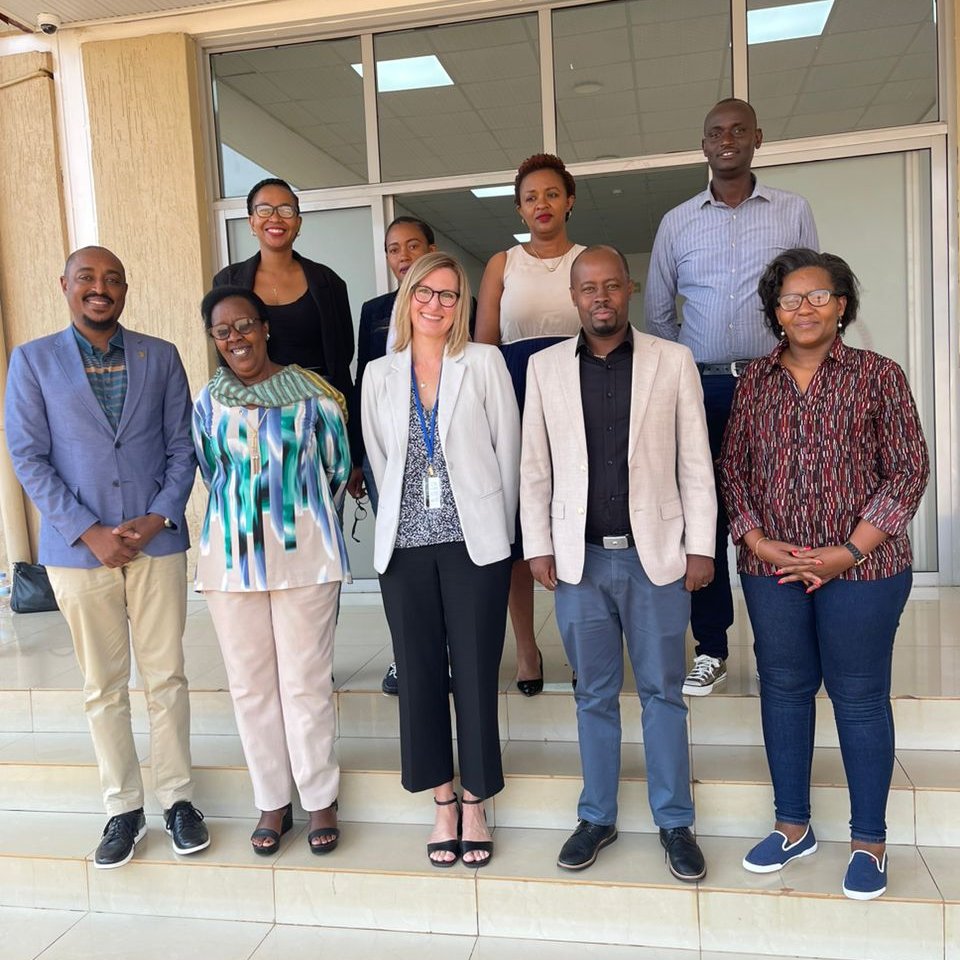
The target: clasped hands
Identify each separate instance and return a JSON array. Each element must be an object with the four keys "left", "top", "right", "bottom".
[
  {"left": 80, "top": 514, "right": 166, "bottom": 568},
  {"left": 757, "top": 540, "right": 856, "bottom": 593}
]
